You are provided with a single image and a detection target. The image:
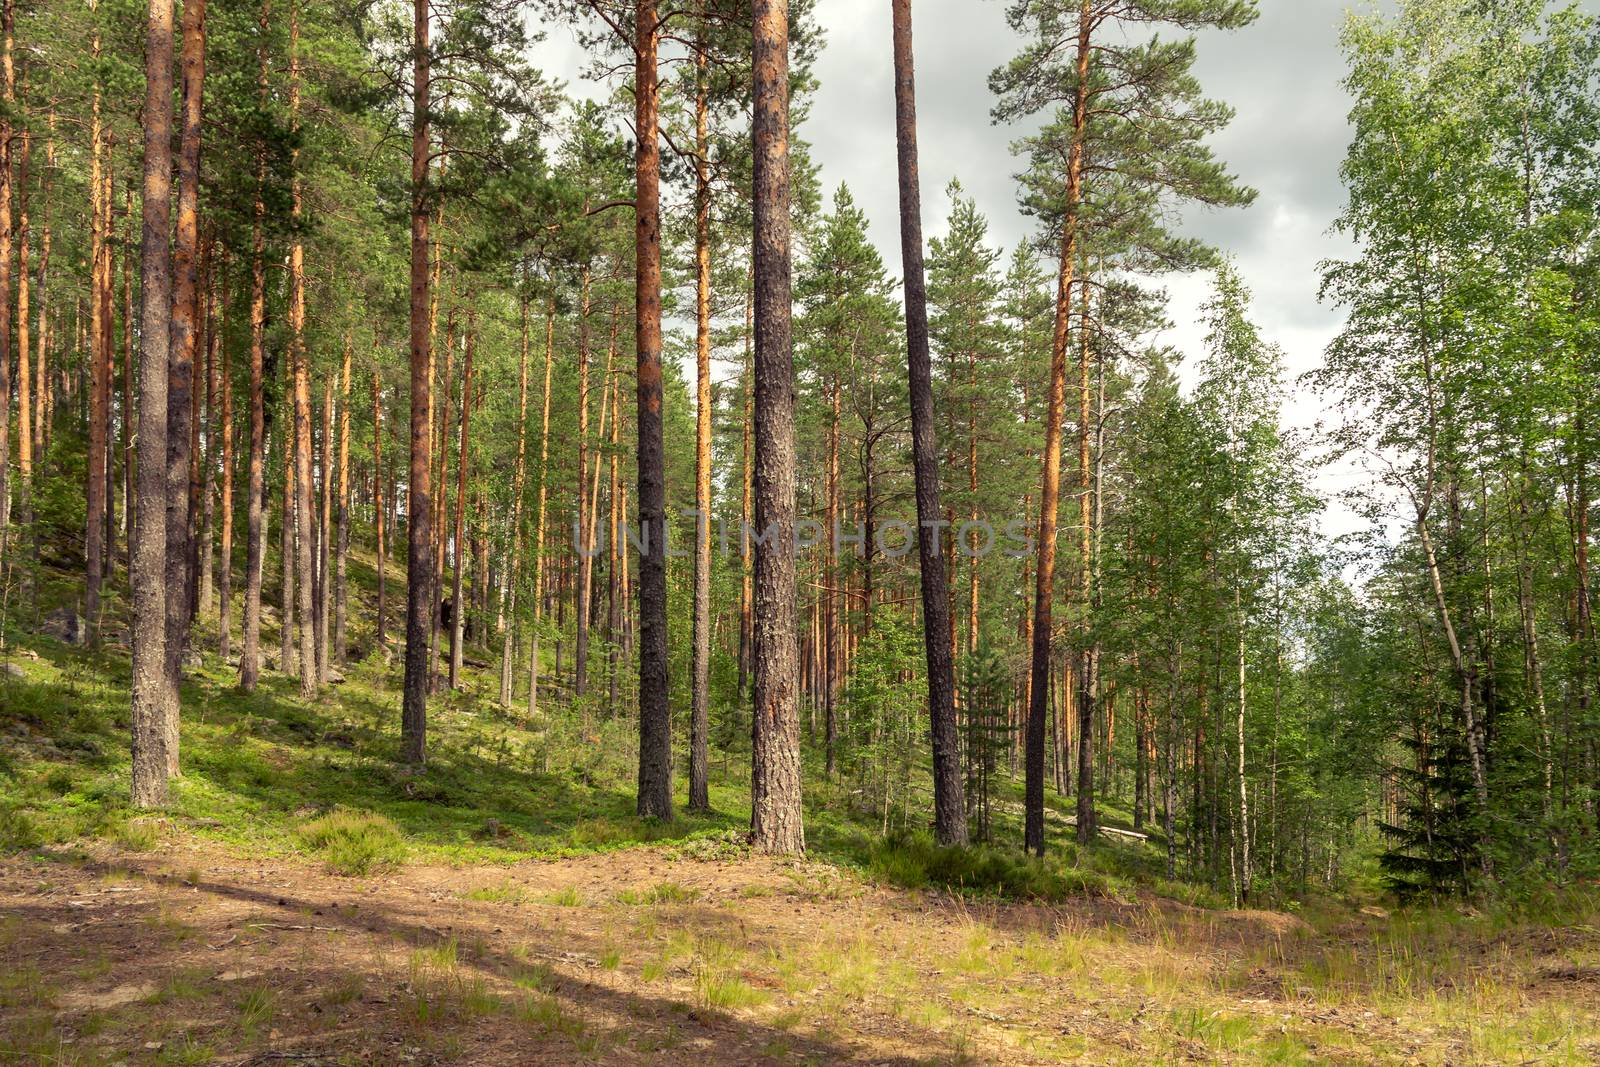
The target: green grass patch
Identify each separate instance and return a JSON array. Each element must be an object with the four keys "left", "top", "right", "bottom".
[
  {"left": 297, "top": 810, "right": 407, "bottom": 875},
  {"left": 616, "top": 881, "right": 700, "bottom": 905},
  {"left": 865, "top": 831, "right": 1125, "bottom": 902}
]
